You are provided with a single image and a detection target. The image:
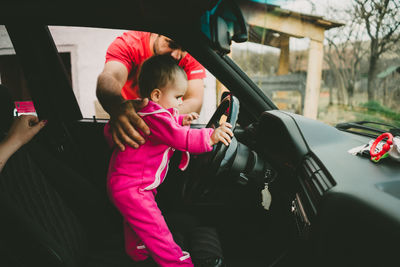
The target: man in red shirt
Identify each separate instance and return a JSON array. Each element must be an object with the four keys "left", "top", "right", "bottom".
[{"left": 96, "top": 31, "right": 206, "bottom": 151}]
